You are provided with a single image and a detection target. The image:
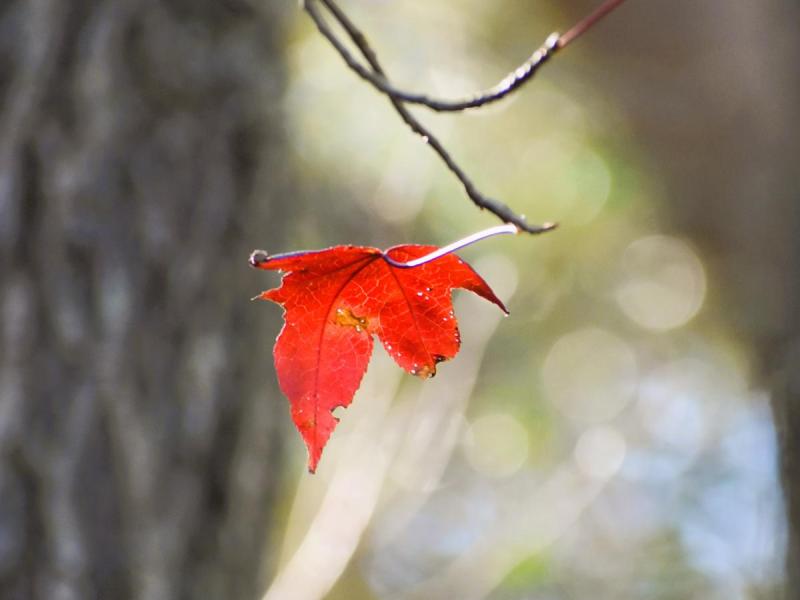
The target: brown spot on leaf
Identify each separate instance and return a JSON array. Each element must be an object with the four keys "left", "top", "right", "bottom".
[{"left": 334, "top": 307, "right": 369, "bottom": 332}]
